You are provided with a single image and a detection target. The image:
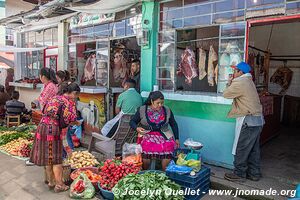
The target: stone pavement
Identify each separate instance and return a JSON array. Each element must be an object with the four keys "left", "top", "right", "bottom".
[{"left": 0, "top": 153, "right": 244, "bottom": 200}]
